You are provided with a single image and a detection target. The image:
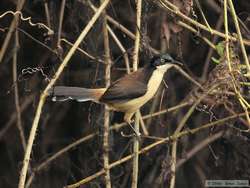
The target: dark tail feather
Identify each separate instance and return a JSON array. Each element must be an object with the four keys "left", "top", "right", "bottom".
[{"left": 48, "top": 86, "right": 106, "bottom": 102}]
